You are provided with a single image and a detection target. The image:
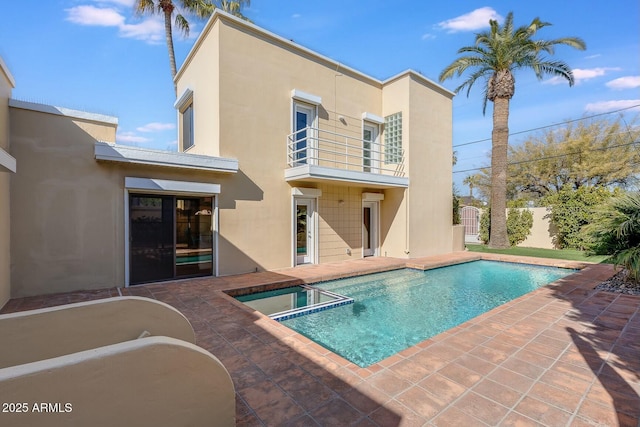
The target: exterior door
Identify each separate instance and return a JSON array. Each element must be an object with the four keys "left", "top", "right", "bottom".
[
  {"left": 130, "top": 194, "right": 214, "bottom": 285},
  {"left": 363, "top": 123, "right": 380, "bottom": 173},
  {"left": 295, "top": 198, "right": 315, "bottom": 265},
  {"left": 129, "top": 195, "right": 175, "bottom": 284},
  {"left": 363, "top": 201, "right": 379, "bottom": 257},
  {"left": 293, "top": 103, "right": 316, "bottom": 165}
]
